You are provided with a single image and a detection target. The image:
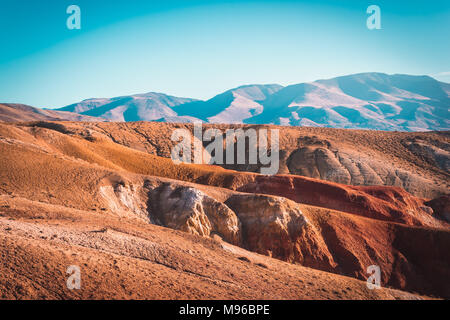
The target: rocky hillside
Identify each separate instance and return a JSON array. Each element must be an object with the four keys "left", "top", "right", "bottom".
[
  {"left": 1, "top": 120, "right": 449, "bottom": 299},
  {"left": 33, "top": 121, "right": 448, "bottom": 199}
]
